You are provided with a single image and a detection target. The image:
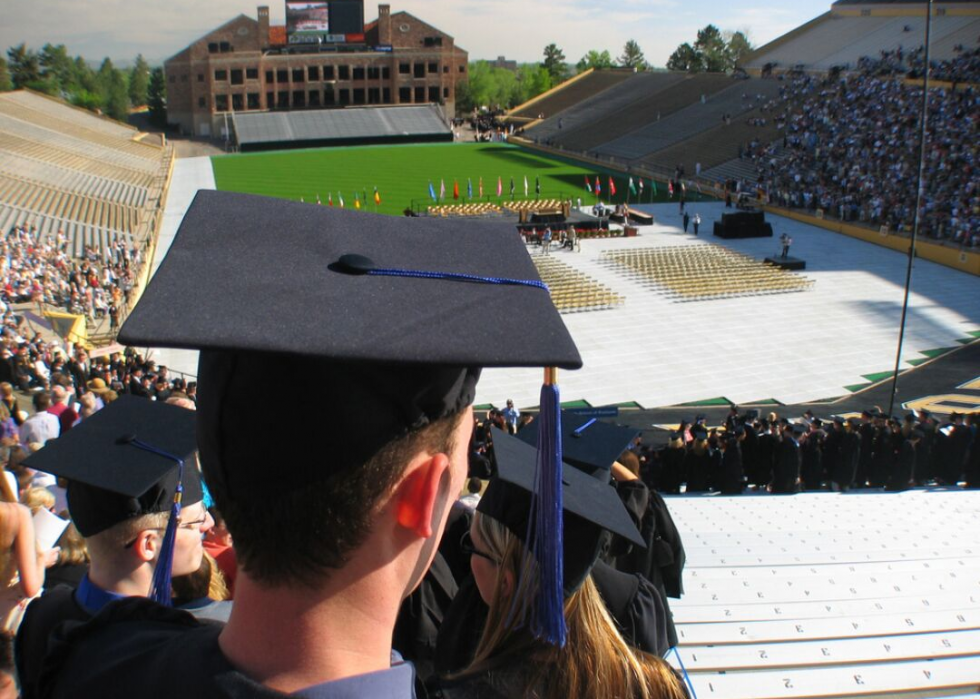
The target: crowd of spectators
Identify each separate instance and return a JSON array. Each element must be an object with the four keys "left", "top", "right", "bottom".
[
  {"left": 468, "top": 109, "right": 517, "bottom": 142},
  {"left": 635, "top": 405, "right": 979, "bottom": 495},
  {"left": 859, "top": 45, "right": 980, "bottom": 85},
  {"left": 730, "top": 66, "right": 979, "bottom": 247},
  {"left": 2, "top": 223, "right": 142, "bottom": 326}
]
